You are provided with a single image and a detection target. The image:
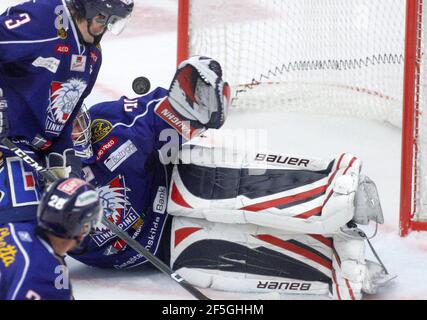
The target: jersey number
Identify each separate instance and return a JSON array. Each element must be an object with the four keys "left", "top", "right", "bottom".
[
  {"left": 5, "top": 13, "right": 31, "bottom": 30},
  {"left": 48, "top": 195, "right": 67, "bottom": 210}
]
